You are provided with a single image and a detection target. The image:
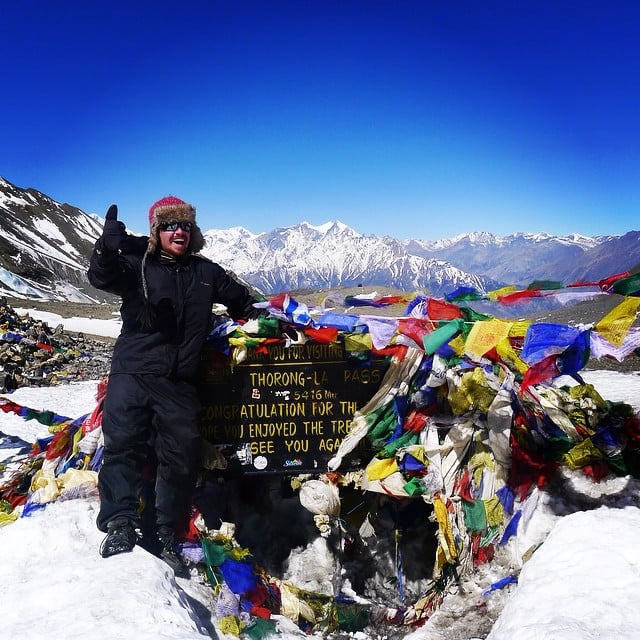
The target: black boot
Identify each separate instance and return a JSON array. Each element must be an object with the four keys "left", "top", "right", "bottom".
[
  {"left": 100, "top": 518, "right": 138, "bottom": 558},
  {"left": 157, "top": 525, "right": 189, "bottom": 577}
]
